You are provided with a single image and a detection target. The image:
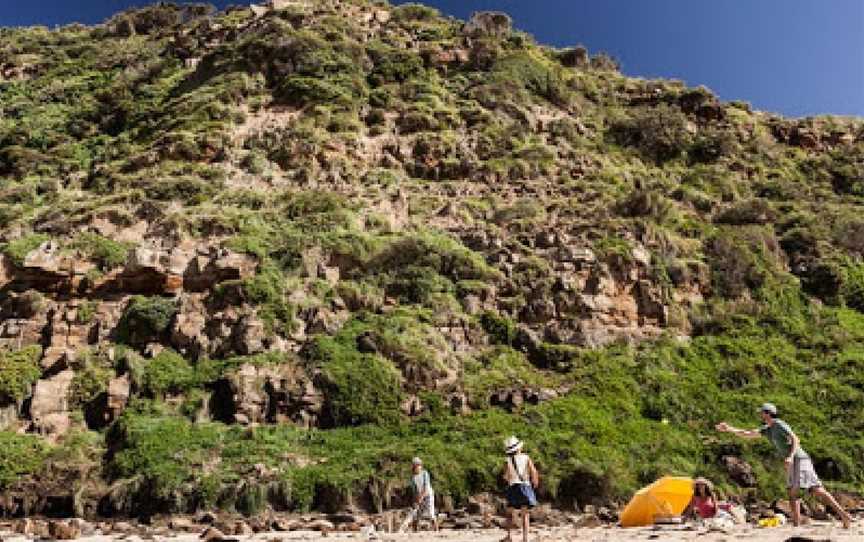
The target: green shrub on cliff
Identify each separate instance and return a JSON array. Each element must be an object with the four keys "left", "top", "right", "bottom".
[
  {"left": 0, "top": 346, "right": 43, "bottom": 403},
  {"left": 391, "top": 3, "right": 439, "bottom": 22},
  {"left": 69, "top": 232, "right": 131, "bottom": 270},
  {"left": 307, "top": 328, "right": 404, "bottom": 427},
  {"left": 706, "top": 226, "right": 784, "bottom": 298},
  {"left": 116, "top": 296, "right": 178, "bottom": 346},
  {"left": 609, "top": 104, "right": 694, "bottom": 163},
  {"left": 70, "top": 364, "right": 113, "bottom": 408},
  {"left": 110, "top": 413, "right": 224, "bottom": 503},
  {"left": 0, "top": 432, "right": 49, "bottom": 488},
  {"left": 141, "top": 349, "right": 212, "bottom": 397},
  {"left": 480, "top": 311, "right": 518, "bottom": 345},
  {"left": 2, "top": 233, "right": 49, "bottom": 266}
]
